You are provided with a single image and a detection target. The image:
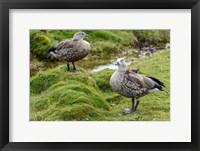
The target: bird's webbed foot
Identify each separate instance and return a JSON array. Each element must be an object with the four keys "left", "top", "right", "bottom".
[
  {"left": 73, "top": 69, "right": 79, "bottom": 73},
  {"left": 72, "top": 62, "right": 79, "bottom": 73},
  {"left": 124, "top": 108, "right": 136, "bottom": 114},
  {"left": 123, "top": 97, "right": 139, "bottom": 114}
]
